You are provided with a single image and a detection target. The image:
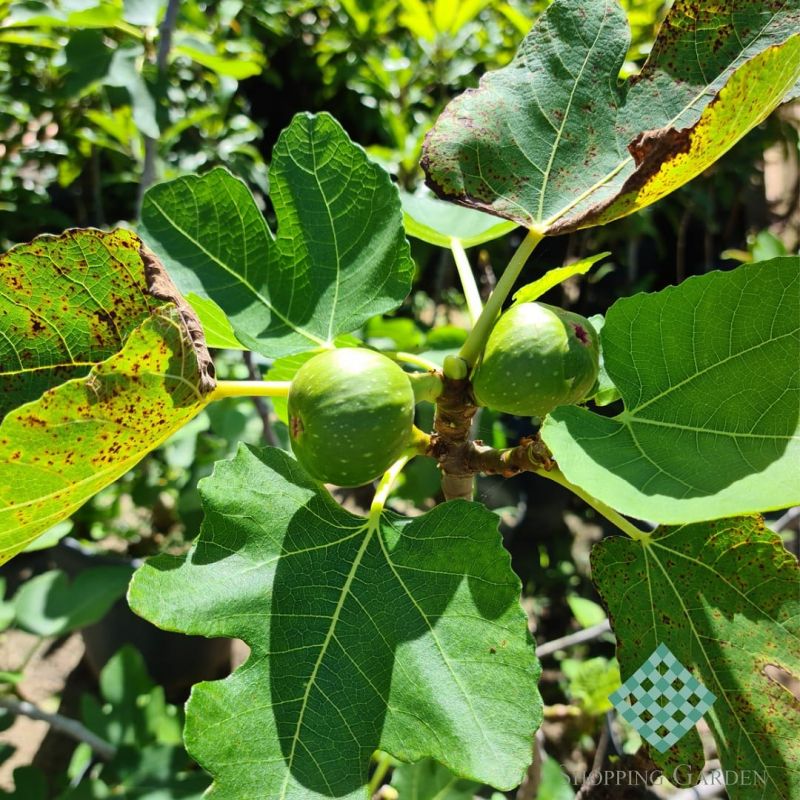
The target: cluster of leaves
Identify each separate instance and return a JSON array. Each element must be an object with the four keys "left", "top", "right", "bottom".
[
  {"left": 1, "top": 647, "right": 208, "bottom": 799},
  {"left": 1, "top": 0, "right": 799, "bottom": 798},
  {"left": 0, "top": 0, "right": 268, "bottom": 245}
]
